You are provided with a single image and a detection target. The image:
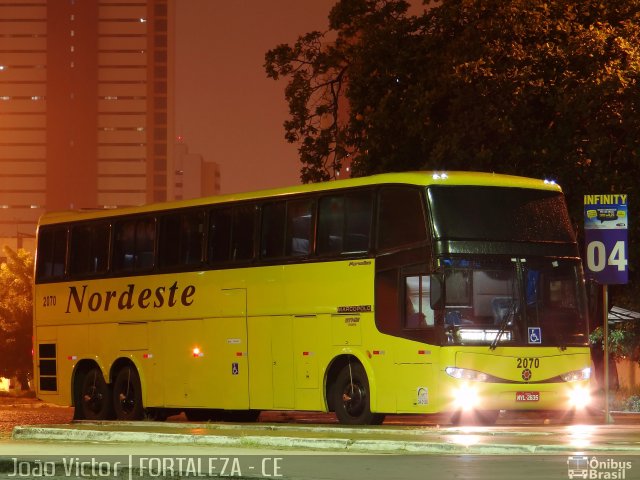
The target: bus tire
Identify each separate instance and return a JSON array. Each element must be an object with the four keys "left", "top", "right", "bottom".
[
  {"left": 113, "top": 366, "right": 144, "bottom": 420},
  {"left": 330, "top": 363, "right": 385, "bottom": 425},
  {"left": 78, "top": 368, "right": 112, "bottom": 420}
]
